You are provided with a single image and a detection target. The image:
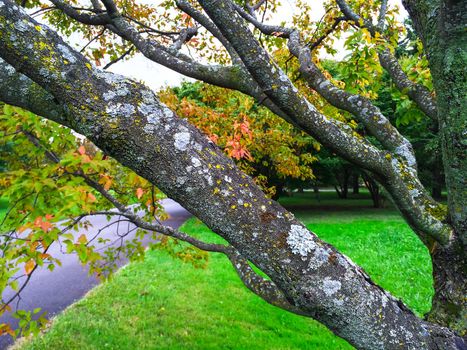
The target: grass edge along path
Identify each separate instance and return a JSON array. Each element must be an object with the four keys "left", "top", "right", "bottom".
[{"left": 14, "top": 195, "right": 433, "bottom": 350}]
